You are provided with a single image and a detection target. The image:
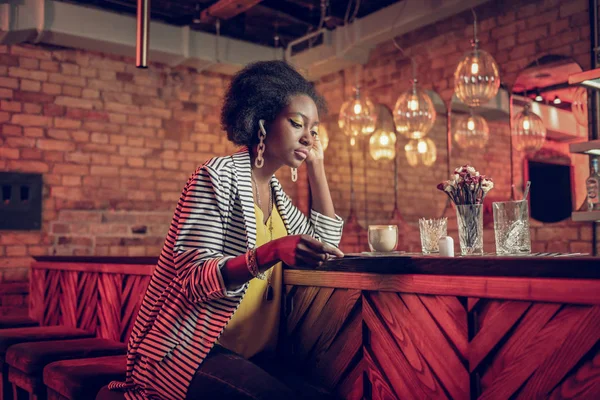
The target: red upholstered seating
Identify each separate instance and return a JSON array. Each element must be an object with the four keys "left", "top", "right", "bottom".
[
  {"left": 43, "top": 355, "right": 125, "bottom": 400},
  {"left": 0, "top": 327, "right": 94, "bottom": 400},
  {"left": 6, "top": 338, "right": 126, "bottom": 400},
  {"left": 0, "top": 316, "right": 38, "bottom": 329}
]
